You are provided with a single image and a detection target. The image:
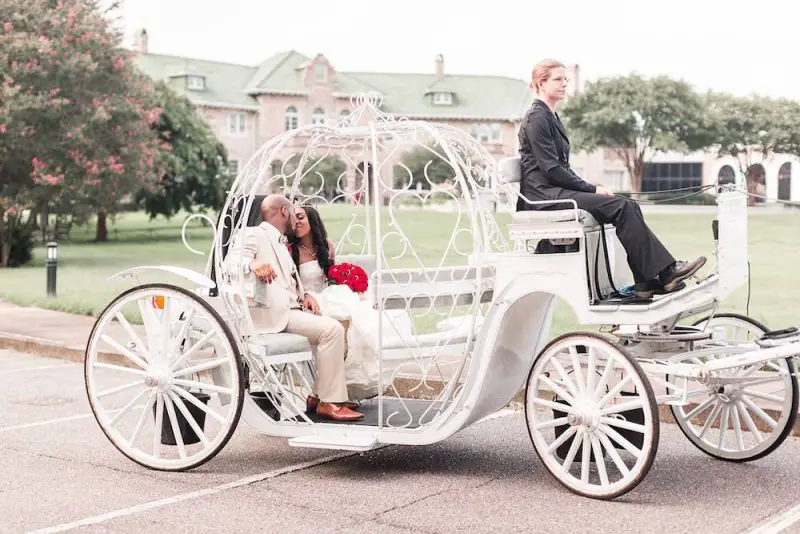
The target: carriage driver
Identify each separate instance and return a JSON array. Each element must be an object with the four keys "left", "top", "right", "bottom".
[{"left": 229, "top": 194, "right": 364, "bottom": 422}]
